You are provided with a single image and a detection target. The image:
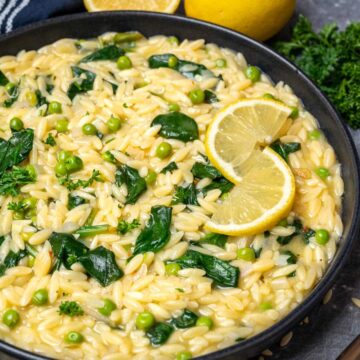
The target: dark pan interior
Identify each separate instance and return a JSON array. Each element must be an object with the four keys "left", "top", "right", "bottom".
[{"left": 0, "top": 11, "right": 359, "bottom": 360}]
